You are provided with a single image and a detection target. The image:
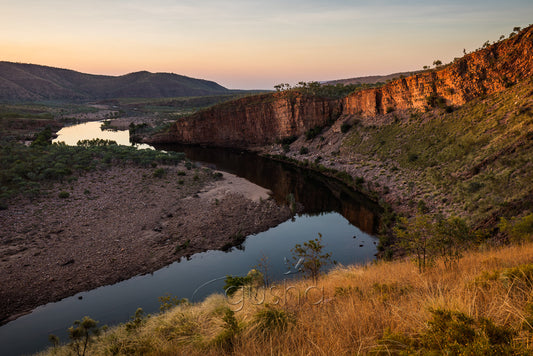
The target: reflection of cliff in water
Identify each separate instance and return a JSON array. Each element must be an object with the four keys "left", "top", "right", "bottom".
[{"left": 156, "top": 144, "right": 381, "bottom": 234}]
